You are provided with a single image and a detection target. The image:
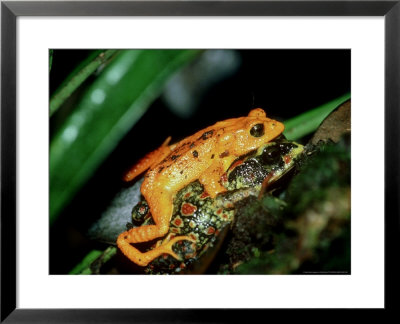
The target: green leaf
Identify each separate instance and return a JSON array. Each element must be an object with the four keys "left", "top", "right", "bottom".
[
  {"left": 69, "top": 250, "right": 103, "bottom": 274},
  {"left": 50, "top": 49, "right": 119, "bottom": 116},
  {"left": 50, "top": 49, "right": 201, "bottom": 225},
  {"left": 283, "top": 93, "right": 351, "bottom": 140},
  {"left": 49, "top": 49, "right": 53, "bottom": 72},
  {"left": 70, "top": 247, "right": 117, "bottom": 274}
]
